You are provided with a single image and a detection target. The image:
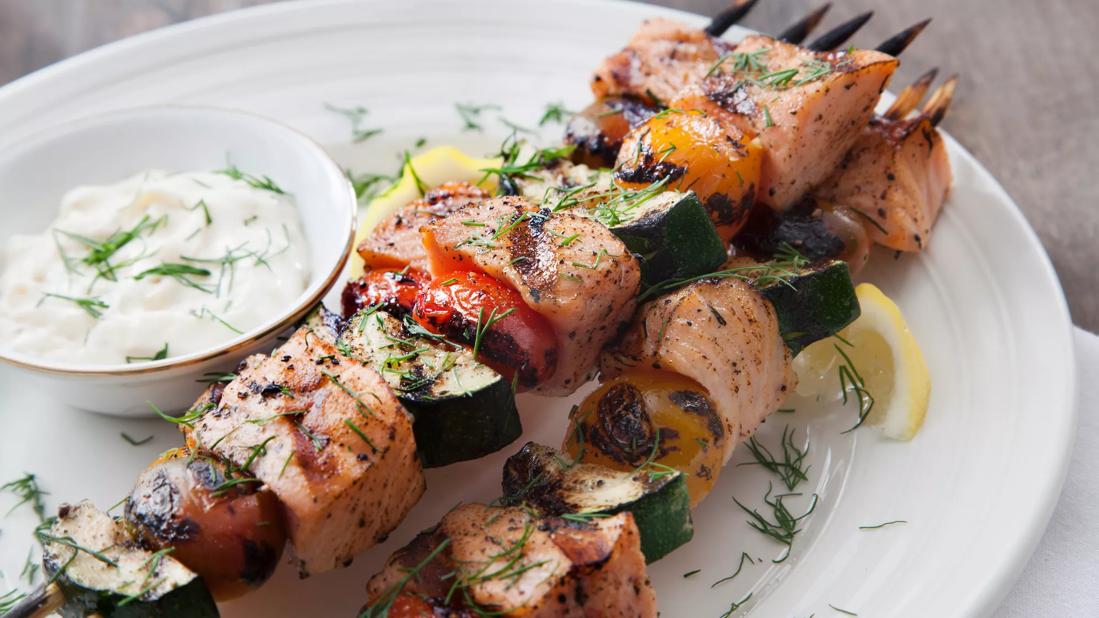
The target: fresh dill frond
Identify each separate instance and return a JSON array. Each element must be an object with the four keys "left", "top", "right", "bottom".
[
  {"left": 834, "top": 336, "right": 876, "bottom": 432},
  {"left": 711, "top": 551, "right": 757, "bottom": 588},
  {"left": 471, "top": 306, "right": 516, "bottom": 360},
  {"left": 733, "top": 483, "right": 818, "bottom": 563},
  {"left": 539, "top": 101, "right": 572, "bottom": 125},
  {"left": 324, "top": 102, "right": 383, "bottom": 142},
  {"left": 455, "top": 102, "right": 502, "bottom": 132},
  {"left": 41, "top": 293, "right": 109, "bottom": 319},
  {"left": 1, "top": 473, "right": 48, "bottom": 521},
  {"left": 218, "top": 164, "right": 286, "bottom": 194},
  {"left": 739, "top": 425, "right": 810, "bottom": 491},
  {"left": 135, "top": 263, "right": 214, "bottom": 293},
  {"left": 120, "top": 432, "right": 153, "bottom": 446},
  {"left": 125, "top": 342, "right": 169, "bottom": 364}
]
